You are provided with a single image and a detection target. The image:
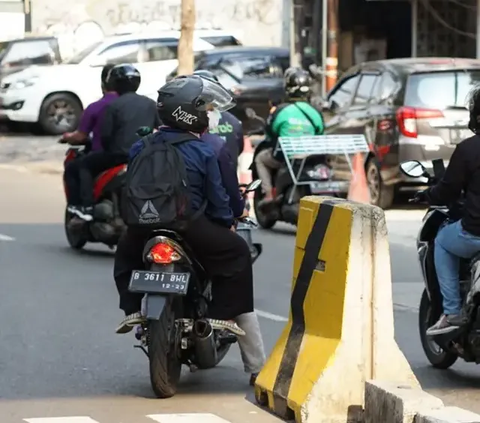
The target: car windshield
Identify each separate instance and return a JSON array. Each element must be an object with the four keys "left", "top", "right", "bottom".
[
  {"left": 405, "top": 70, "right": 480, "bottom": 109},
  {"left": 66, "top": 41, "right": 102, "bottom": 64}
]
